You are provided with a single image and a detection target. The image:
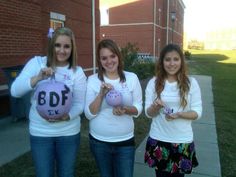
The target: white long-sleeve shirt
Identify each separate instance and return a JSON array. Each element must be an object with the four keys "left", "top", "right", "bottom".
[
  {"left": 11, "top": 56, "right": 87, "bottom": 137},
  {"left": 145, "top": 77, "right": 202, "bottom": 143},
  {"left": 84, "top": 71, "right": 143, "bottom": 142}
]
